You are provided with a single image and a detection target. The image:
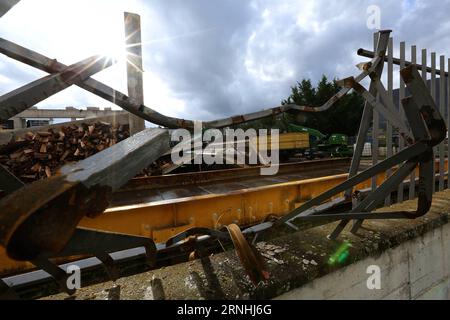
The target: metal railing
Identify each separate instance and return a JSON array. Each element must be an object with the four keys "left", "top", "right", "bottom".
[{"left": 359, "top": 34, "right": 450, "bottom": 202}]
